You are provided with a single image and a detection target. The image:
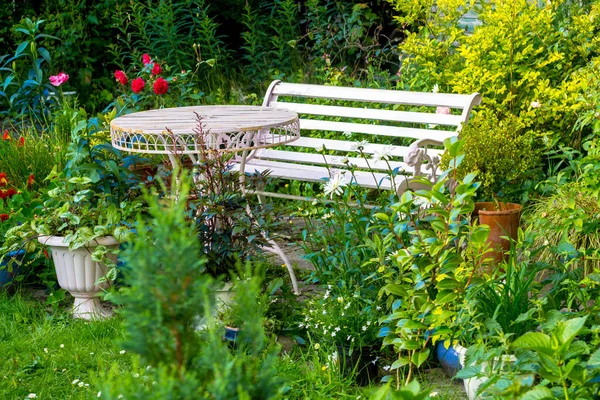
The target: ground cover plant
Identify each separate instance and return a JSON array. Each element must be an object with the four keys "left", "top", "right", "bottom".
[{"left": 3, "top": 0, "right": 600, "bottom": 398}]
